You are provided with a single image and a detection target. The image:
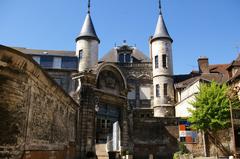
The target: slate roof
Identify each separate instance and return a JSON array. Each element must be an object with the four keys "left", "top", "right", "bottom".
[
  {"left": 101, "top": 47, "right": 149, "bottom": 63},
  {"left": 76, "top": 13, "right": 100, "bottom": 43},
  {"left": 11, "top": 47, "right": 76, "bottom": 57},
  {"left": 151, "top": 14, "right": 172, "bottom": 43}
]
